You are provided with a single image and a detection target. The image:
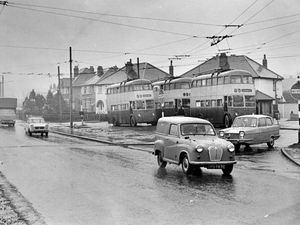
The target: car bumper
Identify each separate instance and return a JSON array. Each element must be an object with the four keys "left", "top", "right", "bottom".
[
  {"left": 224, "top": 138, "right": 253, "bottom": 145},
  {"left": 189, "top": 160, "right": 237, "bottom": 166},
  {"left": 30, "top": 129, "right": 49, "bottom": 133}
]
